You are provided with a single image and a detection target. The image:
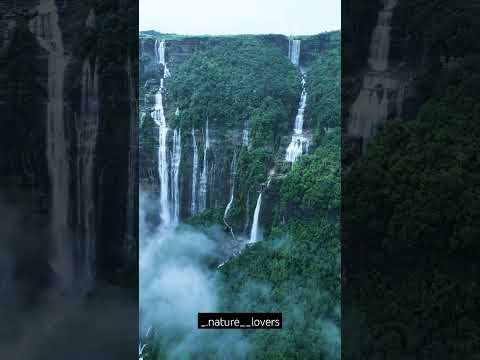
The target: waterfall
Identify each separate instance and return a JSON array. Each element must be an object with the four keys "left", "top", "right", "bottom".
[
  {"left": 153, "top": 39, "right": 178, "bottom": 227},
  {"left": 248, "top": 176, "right": 272, "bottom": 244},
  {"left": 348, "top": 0, "right": 404, "bottom": 144},
  {"left": 225, "top": 151, "right": 237, "bottom": 219},
  {"left": 72, "top": 10, "right": 100, "bottom": 291},
  {"left": 75, "top": 57, "right": 99, "bottom": 288},
  {"left": 368, "top": 0, "right": 399, "bottom": 72},
  {"left": 286, "top": 72, "right": 309, "bottom": 163},
  {"left": 223, "top": 152, "right": 237, "bottom": 239},
  {"left": 198, "top": 119, "right": 210, "bottom": 212},
  {"left": 288, "top": 39, "right": 301, "bottom": 66},
  {"left": 242, "top": 121, "right": 249, "bottom": 146},
  {"left": 249, "top": 193, "right": 262, "bottom": 244},
  {"left": 224, "top": 194, "right": 234, "bottom": 221},
  {"left": 153, "top": 39, "right": 182, "bottom": 227},
  {"left": 170, "top": 129, "right": 181, "bottom": 226},
  {"left": 154, "top": 88, "right": 171, "bottom": 226},
  {"left": 31, "top": 0, "right": 72, "bottom": 290},
  {"left": 191, "top": 128, "right": 199, "bottom": 215},
  {"left": 156, "top": 39, "right": 171, "bottom": 78}
]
